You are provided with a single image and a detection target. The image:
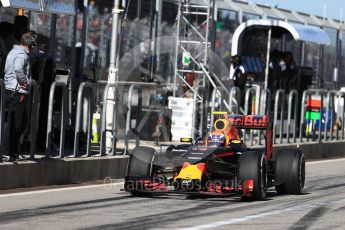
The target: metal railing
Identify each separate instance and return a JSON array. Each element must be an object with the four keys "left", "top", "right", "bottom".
[
  {"left": 42, "top": 84, "right": 345, "bottom": 153},
  {"left": 336, "top": 91, "right": 345, "bottom": 140},
  {"left": 99, "top": 82, "right": 160, "bottom": 156},
  {"left": 73, "top": 82, "right": 95, "bottom": 157},
  {"left": 0, "top": 80, "right": 5, "bottom": 163},
  {"left": 224, "top": 87, "right": 345, "bottom": 145},
  {"left": 99, "top": 83, "right": 117, "bottom": 156},
  {"left": 29, "top": 80, "right": 40, "bottom": 159},
  {"left": 124, "top": 84, "right": 142, "bottom": 155},
  {"left": 258, "top": 88, "right": 271, "bottom": 145},
  {"left": 259, "top": 88, "right": 271, "bottom": 115},
  {"left": 299, "top": 89, "right": 328, "bottom": 143},
  {"left": 324, "top": 90, "right": 338, "bottom": 141},
  {"left": 228, "top": 87, "right": 241, "bottom": 114},
  {"left": 210, "top": 88, "right": 217, "bottom": 133},
  {"left": 243, "top": 87, "right": 259, "bottom": 144},
  {"left": 192, "top": 86, "right": 203, "bottom": 140},
  {"left": 273, "top": 89, "right": 285, "bottom": 144},
  {"left": 45, "top": 81, "right": 68, "bottom": 158},
  {"left": 4, "top": 80, "right": 345, "bottom": 162},
  {"left": 244, "top": 87, "right": 258, "bottom": 115},
  {"left": 286, "top": 90, "right": 298, "bottom": 143}
]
